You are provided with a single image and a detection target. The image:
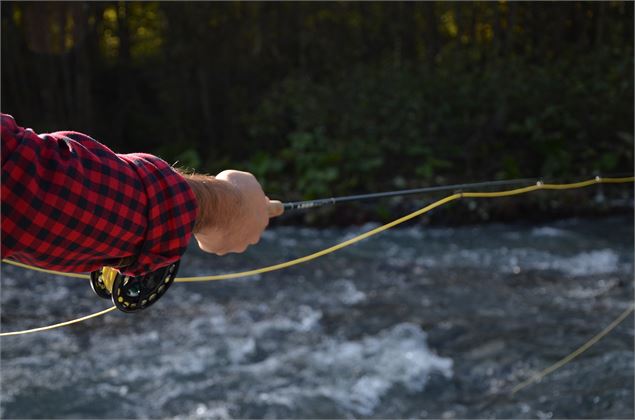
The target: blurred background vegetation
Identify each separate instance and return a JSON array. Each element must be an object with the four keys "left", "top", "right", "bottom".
[{"left": 1, "top": 1, "right": 633, "bottom": 218}]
